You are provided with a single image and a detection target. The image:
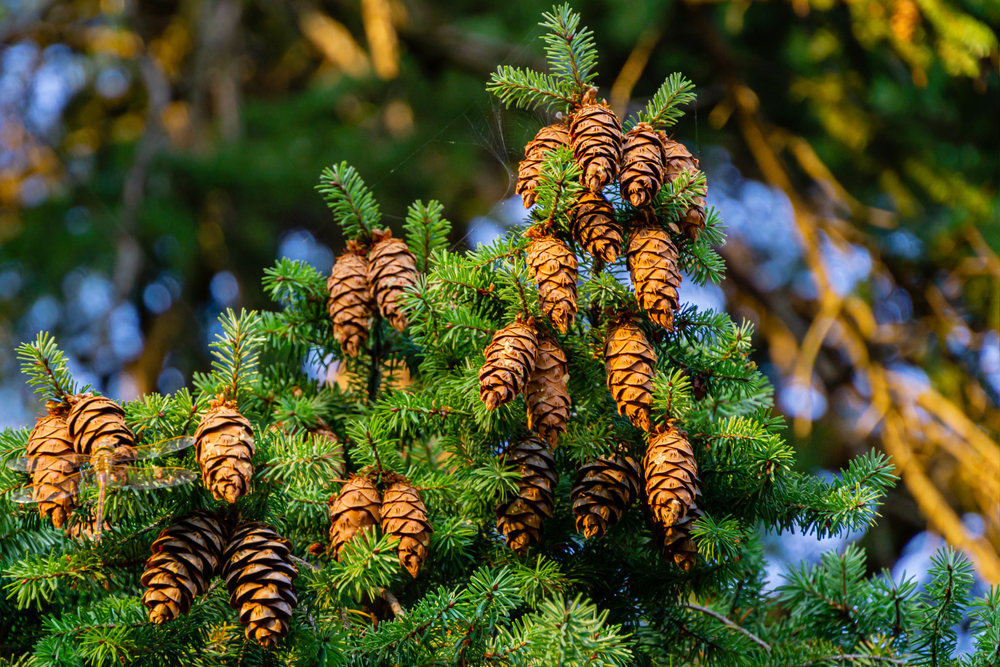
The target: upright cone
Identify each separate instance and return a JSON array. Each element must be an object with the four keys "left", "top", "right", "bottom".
[
  {"left": 662, "top": 138, "right": 706, "bottom": 241},
  {"left": 496, "top": 436, "right": 557, "bottom": 555},
  {"left": 141, "top": 510, "right": 227, "bottom": 625},
  {"left": 626, "top": 210, "right": 682, "bottom": 331},
  {"left": 367, "top": 229, "right": 418, "bottom": 331},
  {"left": 328, "top": 475, "right": 382, "bottom": 559},
  {"left": 620, "top": 123, "right": 667, "bottom": 208},
  {"left": 67, "top": 394, "right": 135, "bottom": 457},
  {"left": 26, "top": 411, "right": 78, "bottom": 529},
  {"left": 644, "top": 425, "right": 700, "bottom": 528},
  {"left": 478, "top": 317, "right": 538, "bottom": 410},
  {"left": 381, "top": 475, "right": 433, "bottom": 577},
  {"left": 571, "top": 452, "right": 640, "bottom": 539},
  {"left": 195, "top": 400, "right": 255, "bottom": 504},
  {"left": 571, "top": 93, "right": 623, "bottom": 192},
  {"left": 572, "top": 191, "right": 622, "bottom": 263},
  {"left": 605, "top": 317, "right": 656, "bottom": 432},
  {"left": 526, "top": 234, "right": 578, "bottom": 334},
  {"left": 525, "top": 332, "right": 570, "bottom": 447},
  {"left": 517, "top": 123, "right": 571, "bottom": 208},
  {"left": 328, "top": 245, "right": 373, "bottom": 357},
  {"left": 222, "top": 521, "right": 298, "bottom": 647}
]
